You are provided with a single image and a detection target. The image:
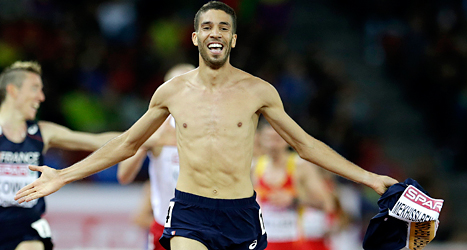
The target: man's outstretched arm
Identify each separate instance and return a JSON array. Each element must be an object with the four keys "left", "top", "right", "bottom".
[
  {"left": 258, "top": 80, "right": 398, "bottom": 195},
  {"left": 38, "top": 121, "right": 122, "bottom": 153},
  {"left": 15, "top": 86, "right": 171, "bottom": 203}
]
